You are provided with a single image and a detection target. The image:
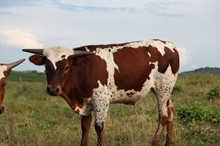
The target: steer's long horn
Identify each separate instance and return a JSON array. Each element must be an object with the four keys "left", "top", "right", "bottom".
[
  {"left": 73, "top": 50, "right": 95, "bottom": 56},
  {"left": 6, "top": 59, "right": 25, "bottom": 70},
  {"left": 22, "top": 49, "right": 43, "bottom": 55}
]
